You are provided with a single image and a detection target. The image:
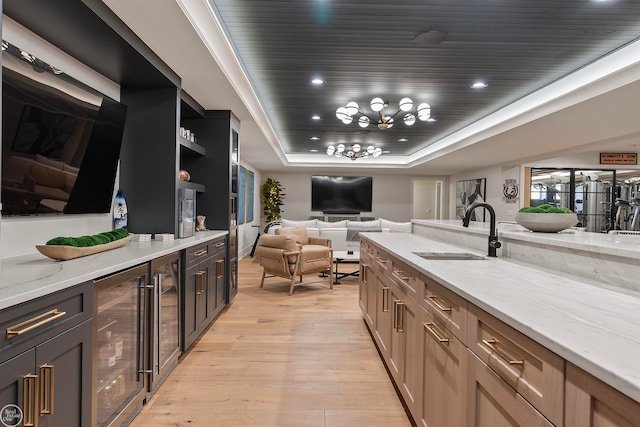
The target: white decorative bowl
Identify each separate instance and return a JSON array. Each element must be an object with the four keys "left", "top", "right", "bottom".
[{"left": 515, "top": 212, "right": 578, "bottom": 233}]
